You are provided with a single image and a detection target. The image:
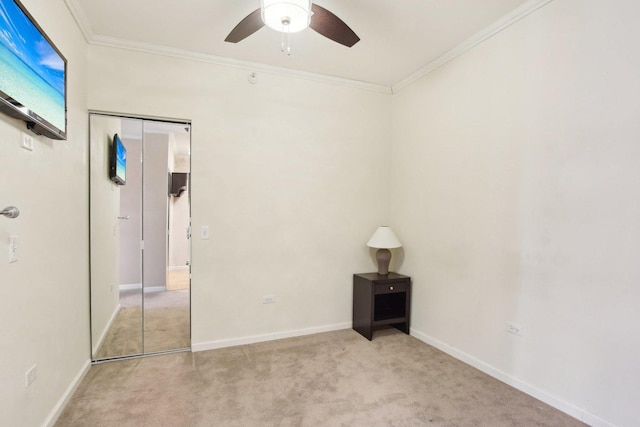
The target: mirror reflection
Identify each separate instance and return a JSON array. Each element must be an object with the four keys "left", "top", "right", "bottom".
[{"left": 90, "top": 113, "right": 191, "bottom": 360}]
